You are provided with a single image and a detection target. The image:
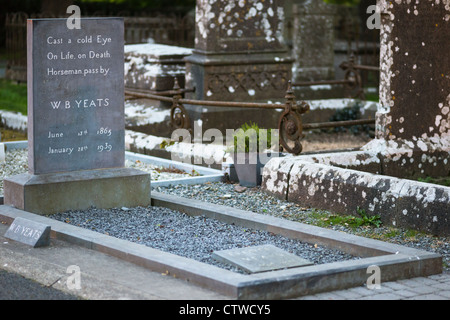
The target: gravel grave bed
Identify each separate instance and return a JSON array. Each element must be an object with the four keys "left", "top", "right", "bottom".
[
  {"left": 49, "top": 205, "right": 360, "bottom": 274},
  {"left": 155, "top": 183, "right": 450, "bottom": 272}
]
